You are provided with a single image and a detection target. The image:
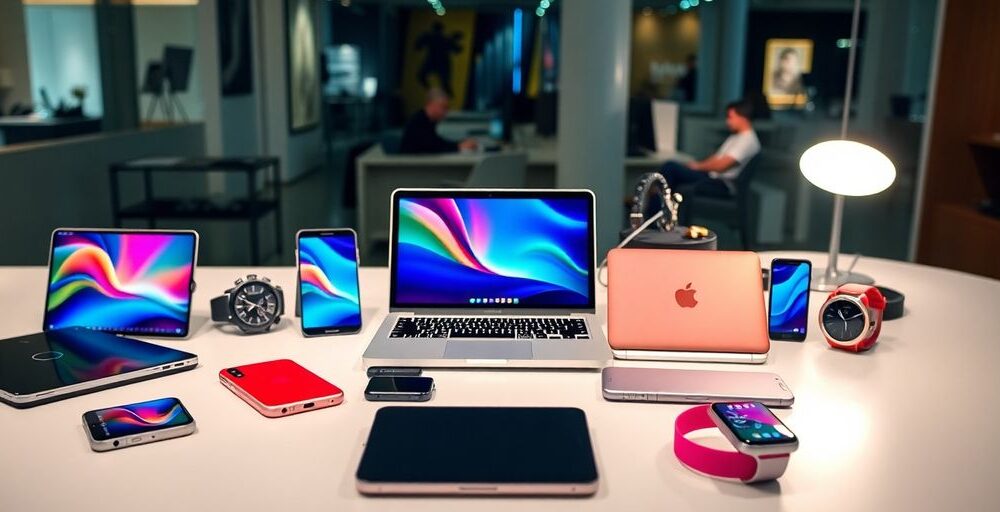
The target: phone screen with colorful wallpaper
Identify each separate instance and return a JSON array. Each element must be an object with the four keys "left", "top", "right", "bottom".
[
  {"left": 44, "top": 230, "right": 197, "bottom": 337},
  {"left": 712, "top": 401, "right": 796, "bottom": 446},
  {"left": 298, "top": 230, "right": 362, "bottom": 335},
  {"left": 768, "top": 259, "right": 811, "bottom": 340},
  {"left": 84, "top": 397, "right": 193, "bottom": 441}
]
